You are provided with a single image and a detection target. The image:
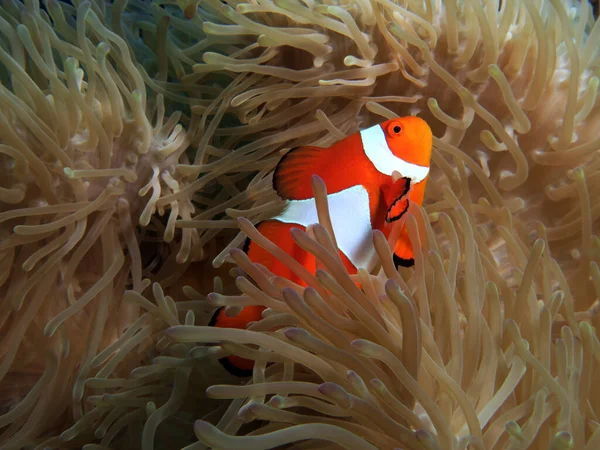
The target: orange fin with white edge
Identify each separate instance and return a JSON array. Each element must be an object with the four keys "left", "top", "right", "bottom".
[
  {"left": 273, "top": 146, "right": 326, "bottom": 200},
  {"left": 393, "top": 229, "right": 415, "bottom": 267}
]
